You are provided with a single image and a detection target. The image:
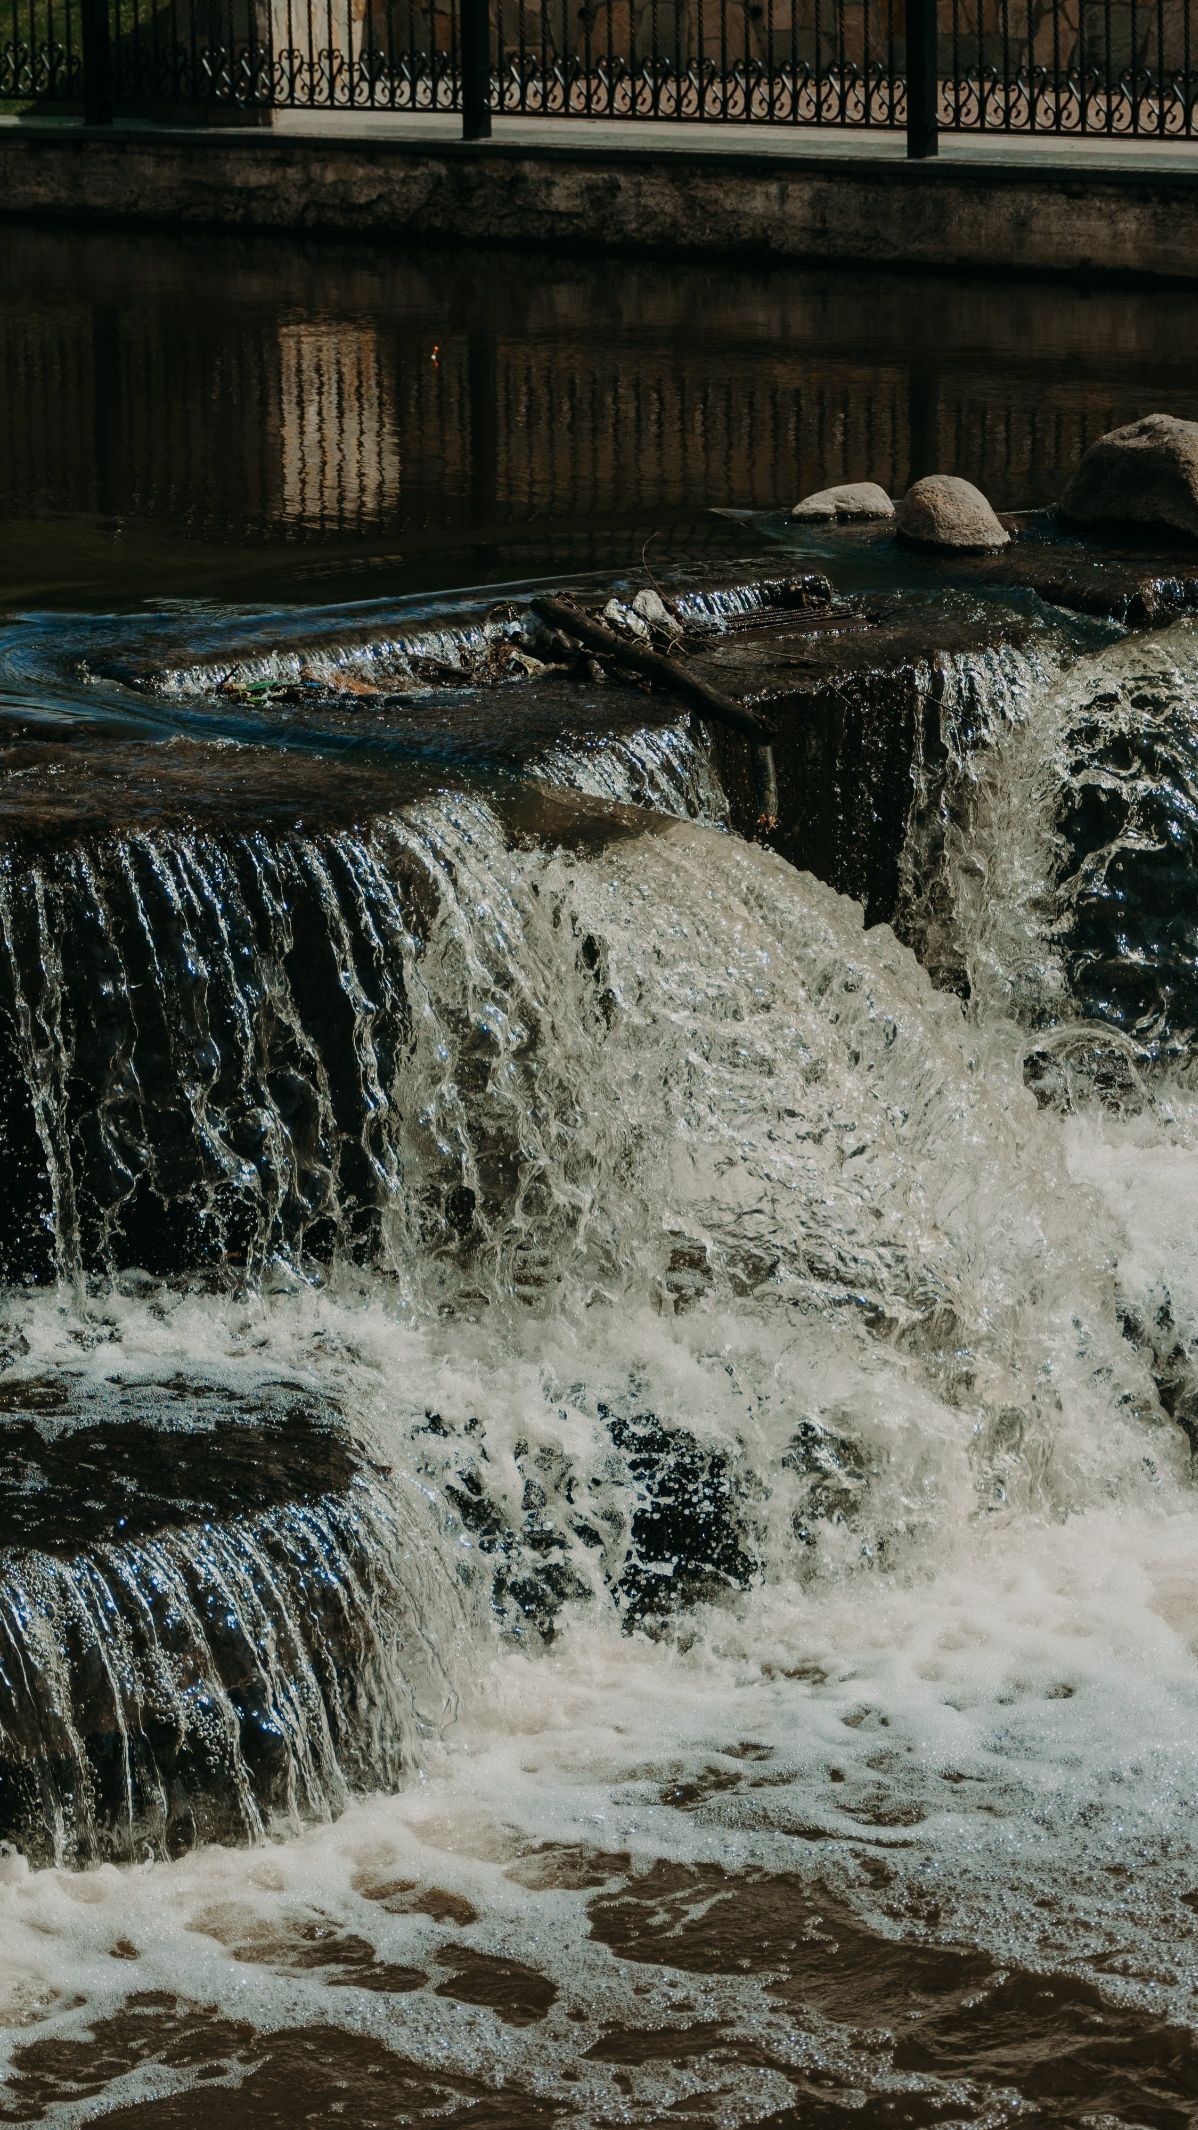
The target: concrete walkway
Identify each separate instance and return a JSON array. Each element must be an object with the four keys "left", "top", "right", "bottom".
[
  {"left": 9, "top": 105, "right": 1198, "bottom": 174},
  {"left": 11, "top": 102, "right": 1198, "bottom": 171},
  {"left": 266, "top": 106, "right": 1198, "bottom": 174}
]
